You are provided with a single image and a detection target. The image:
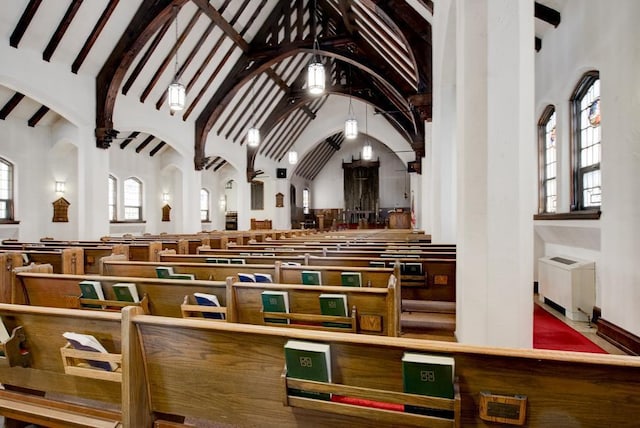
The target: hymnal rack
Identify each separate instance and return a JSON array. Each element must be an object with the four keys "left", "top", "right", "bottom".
[
  {"left": 0, "top": 326, "right": 31, "bottom": 368},
  {"left": 60, "top": 344, "right": 122, "bottom": 382},
  {"left": 65, "top": 293, "right": 151, "bottom": 314},
  {"left": 180, "top": 295, "right": 227, "bottom": 319},
  {"left": 281, "top": 369, "right": 461, "bottom": 427},
  {"left": 263, "top": 306, "right": 358, "bottom": 333}
]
